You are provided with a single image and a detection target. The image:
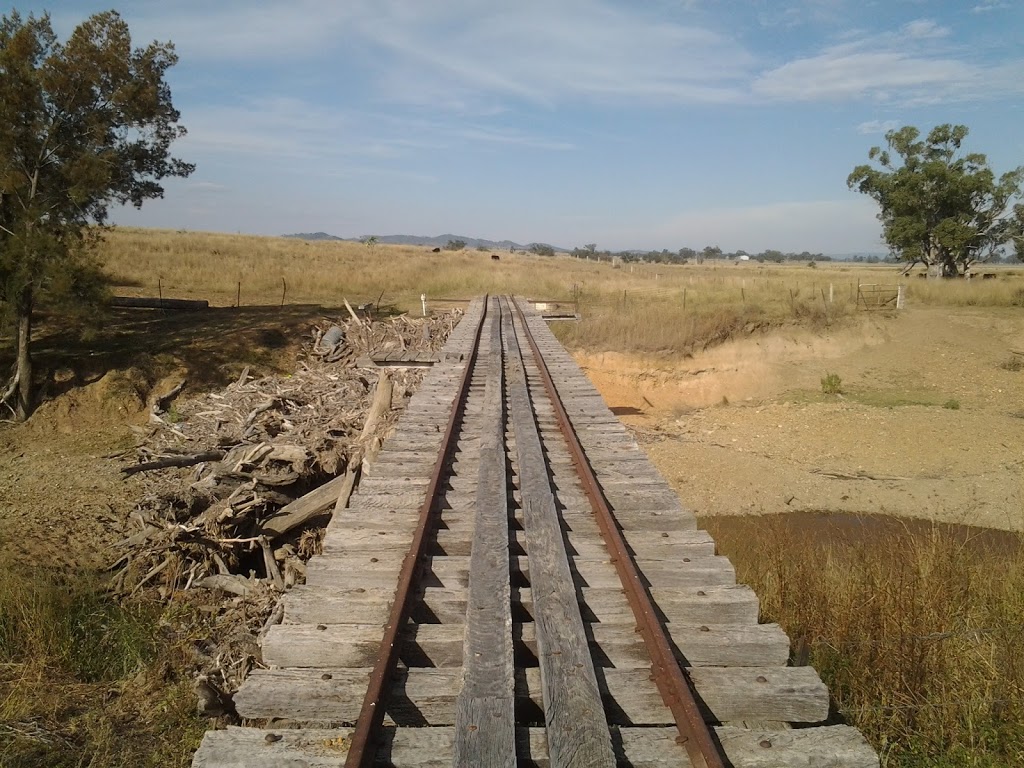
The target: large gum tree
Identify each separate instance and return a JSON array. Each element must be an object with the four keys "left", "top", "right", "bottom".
[
  {"left": 0, "top": 10, "right": 193, "bottom": 420},
  {"left": 848, "top": 124, "right": 1024, "bottom": 277}
]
